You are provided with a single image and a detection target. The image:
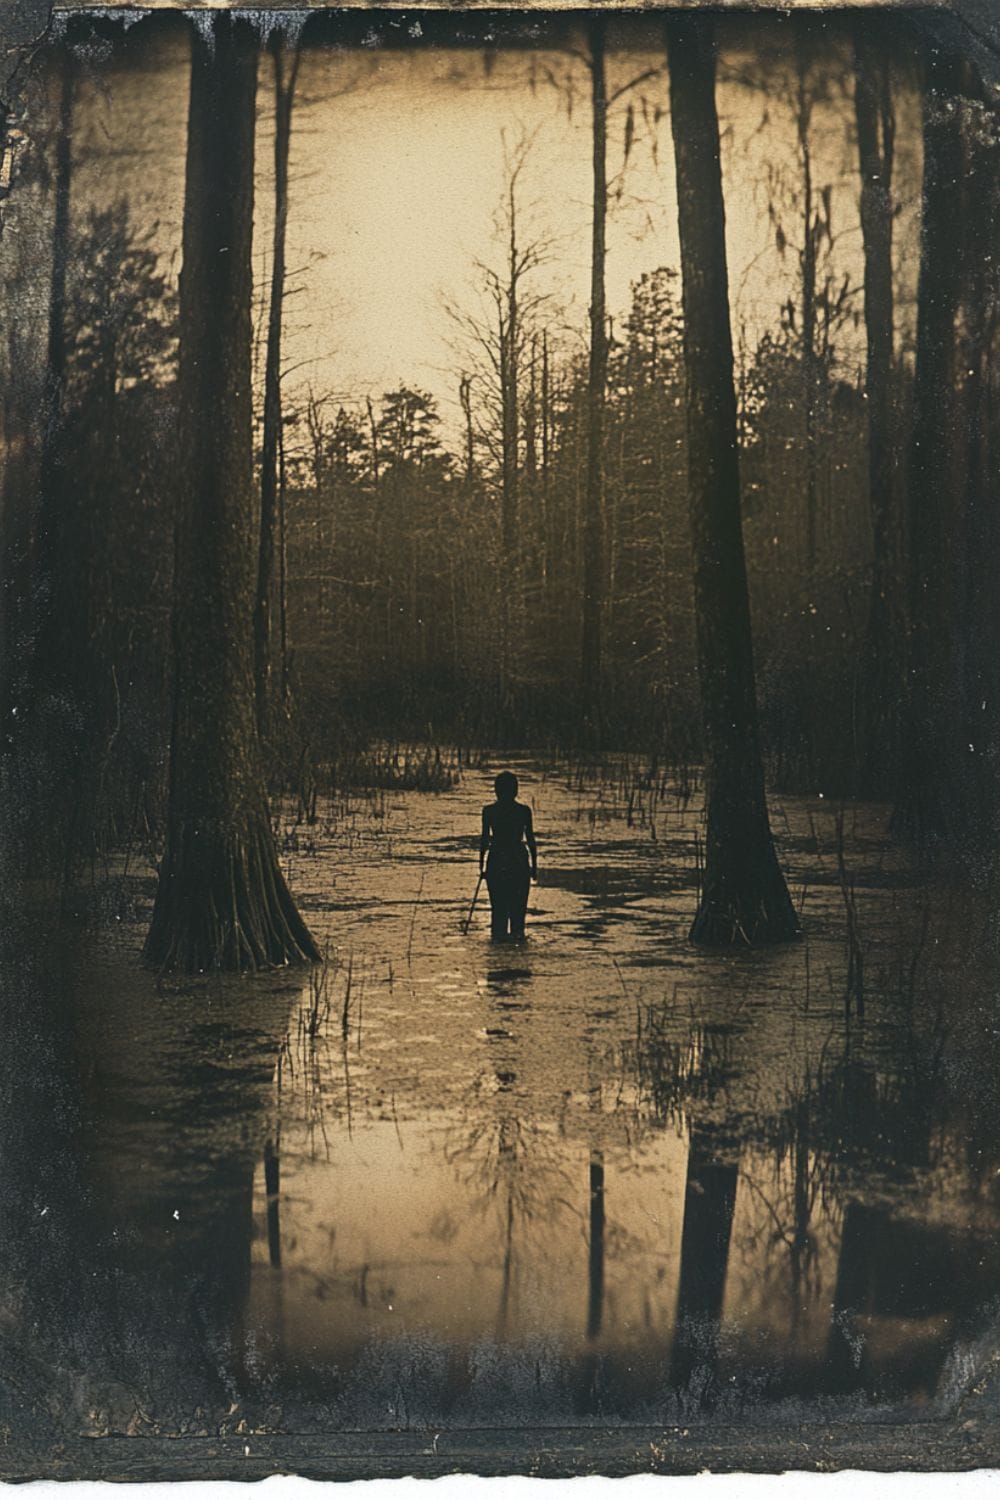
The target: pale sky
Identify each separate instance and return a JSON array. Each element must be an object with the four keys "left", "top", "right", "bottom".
[{"left": 63, "top": 18, "right": 921, "bottom": 449}]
